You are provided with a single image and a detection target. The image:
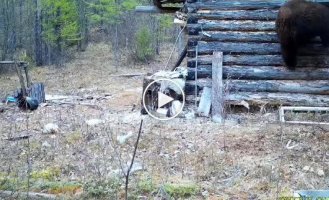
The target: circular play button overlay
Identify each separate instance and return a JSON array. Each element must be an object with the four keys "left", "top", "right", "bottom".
[{"left": 142, "top": 78, "right": 185, "bottom": 120}]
